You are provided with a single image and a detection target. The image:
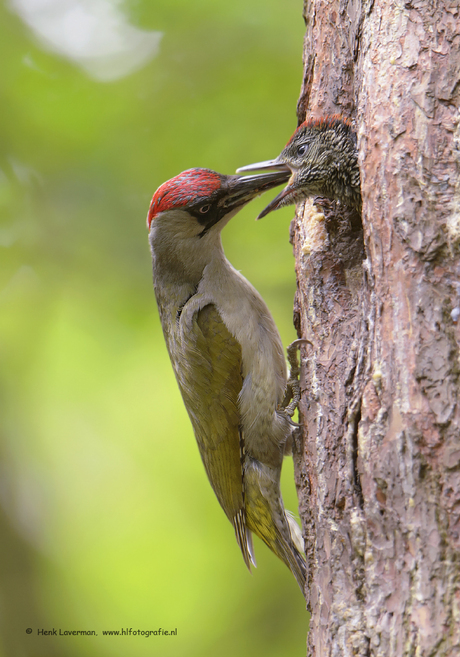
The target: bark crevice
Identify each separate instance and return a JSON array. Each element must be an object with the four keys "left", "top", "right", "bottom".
[{"left": 293, "top": 0, "right": 460, "bottom": 654}]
